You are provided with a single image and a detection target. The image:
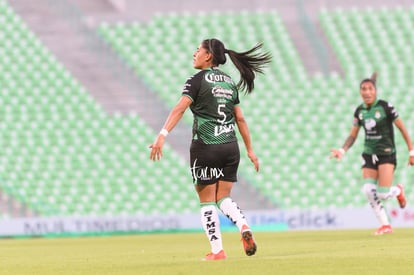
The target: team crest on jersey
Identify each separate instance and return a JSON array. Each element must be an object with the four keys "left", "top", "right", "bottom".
[
  {"left": 359, "top": 113, "right": 363, "bottom": 120},
  {"left": 375, "top": 111, "right": 381, "bottom": 119}
]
